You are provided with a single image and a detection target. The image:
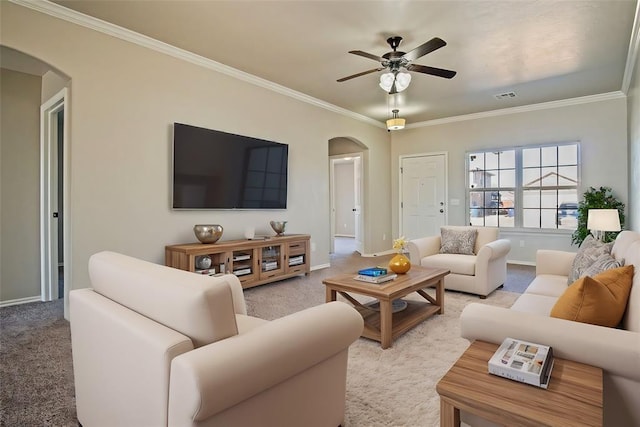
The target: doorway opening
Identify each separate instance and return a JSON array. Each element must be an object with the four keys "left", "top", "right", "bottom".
[{"left": 329, "top": 153, "right": 363, "bottom": 255}]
